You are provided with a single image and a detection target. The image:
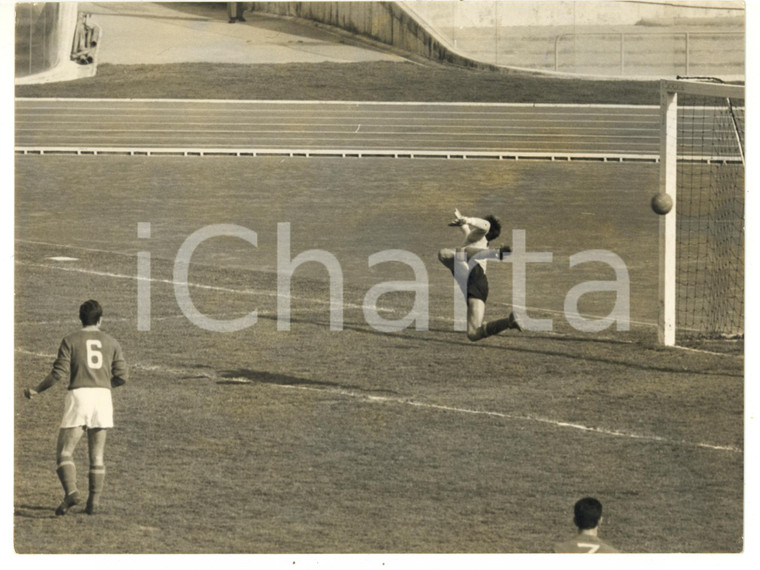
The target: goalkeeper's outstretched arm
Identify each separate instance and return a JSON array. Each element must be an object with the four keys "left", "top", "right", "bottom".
[{"left": 449, "top": 209, "right": 491, "bottom": 245}]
